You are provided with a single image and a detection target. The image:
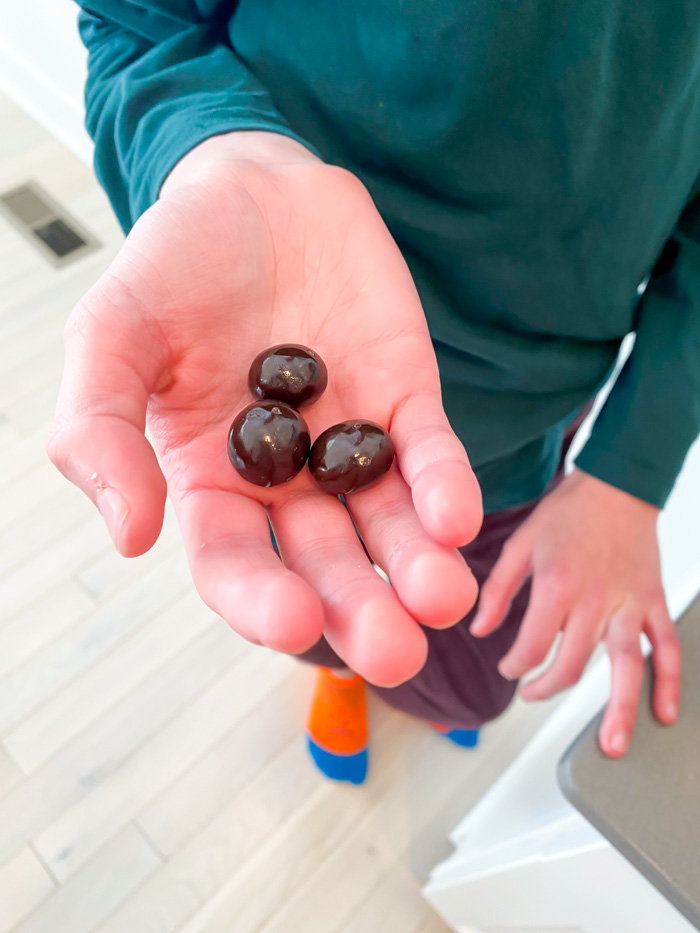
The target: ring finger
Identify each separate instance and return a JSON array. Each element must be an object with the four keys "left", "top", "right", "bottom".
[
  {"left": 599, "top": 602, "right": 645, "bottom": 757},
  {"left": 268, "top": 487, "right": 428, "bottom": 687},
  {"left": 347, "top": 467, "right": 478, "bottom": 629}
]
